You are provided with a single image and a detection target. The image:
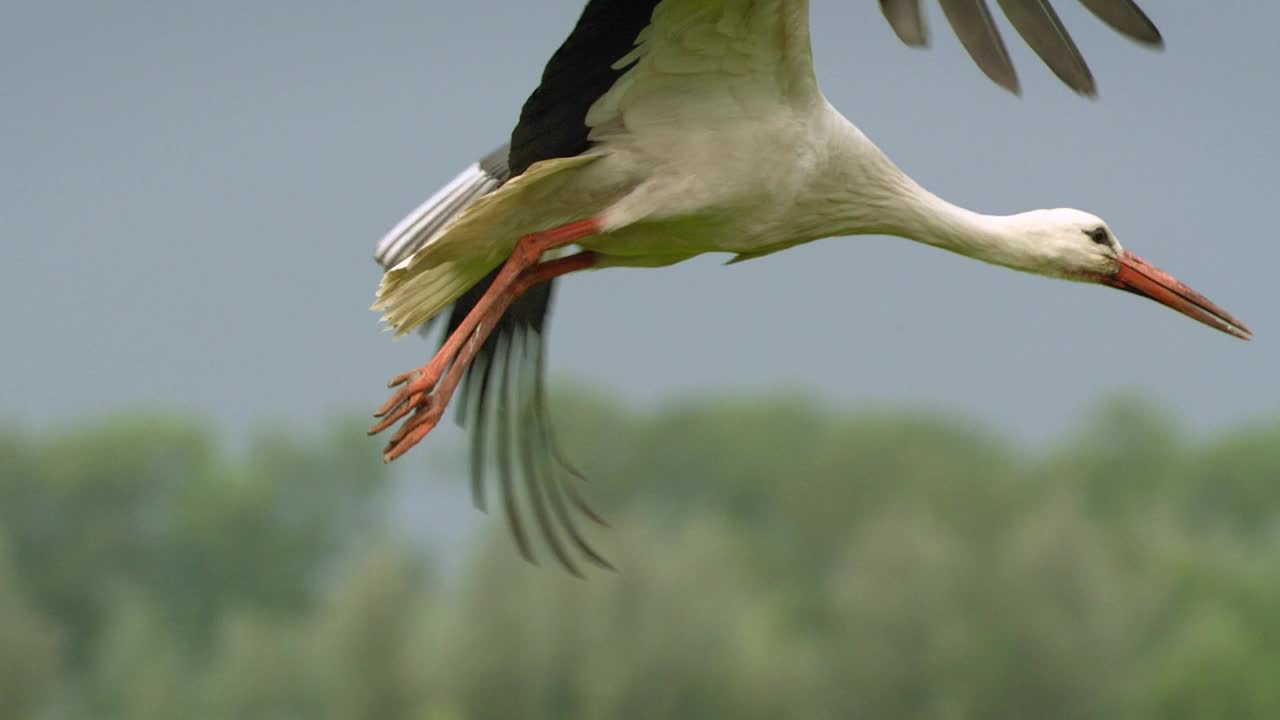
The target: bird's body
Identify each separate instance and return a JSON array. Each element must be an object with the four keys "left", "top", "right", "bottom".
[
  {"left": 377, "top": 2, "right": 833, "bottom": 328},
  {"left": 369, "top": 0, "right": 1250, "bottom": 574},
  {"left": 380, "top": 111, "right": 851, "bottom": 330}
]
